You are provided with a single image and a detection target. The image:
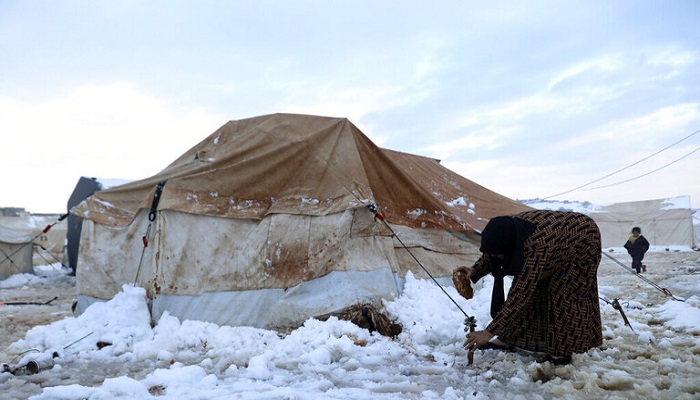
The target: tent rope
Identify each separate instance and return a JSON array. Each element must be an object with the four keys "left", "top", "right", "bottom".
[
  {"left": 601, "top": 251, "right": 684, "bottom": 301},
  {"left": 35, "top": 243, "right": 67, "bottom": 269},
  {"left": 133, "top": 181, "right": 166, "bottom": 286},
  {"left": 367, "top": 205, "right": 477, "bottom": 330}
]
